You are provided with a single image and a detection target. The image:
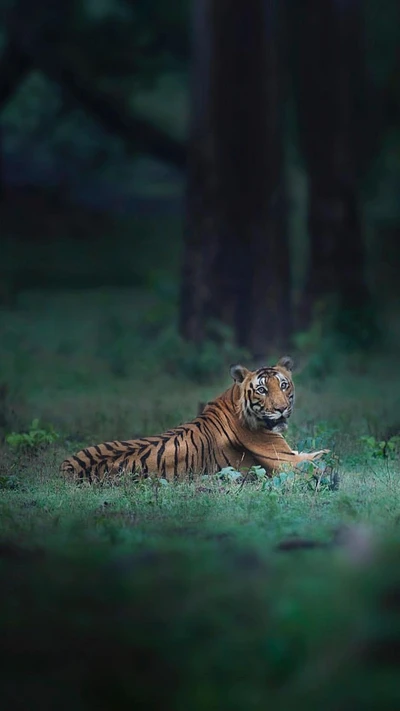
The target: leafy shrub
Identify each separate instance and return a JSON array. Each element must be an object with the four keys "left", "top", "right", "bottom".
[
  {"left": 293, "top": 320, "right": 338, "bottom": 379},
  {"left": 6, "top": 419, "right": 59, "bottom": 452},
  {"left": 215, "top": 461, "right": 337, "bottom": 493},
  {"left": 360, "top": 434, "right": 400, "bottom": 459},
  {"left": 158, "top": 321, "right": 249, "bottom": 383}
]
